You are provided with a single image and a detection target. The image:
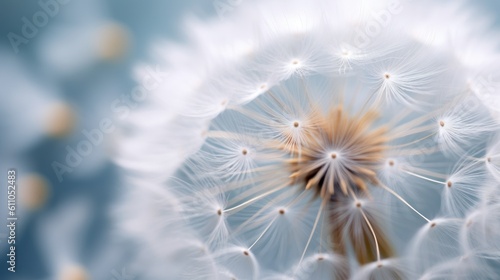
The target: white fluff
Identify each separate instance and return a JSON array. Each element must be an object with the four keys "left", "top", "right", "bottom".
[{"left": 117, "top": 0, "right": 500, "bottom": 279}]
